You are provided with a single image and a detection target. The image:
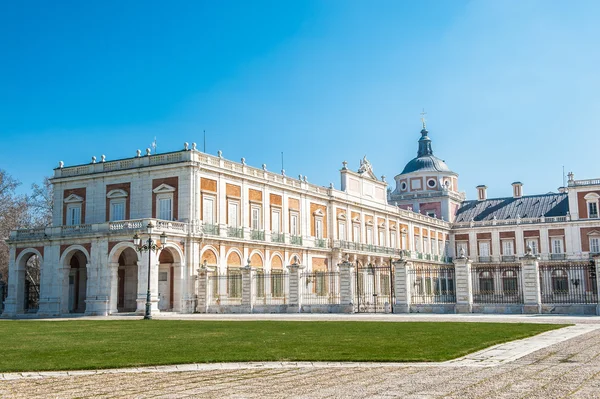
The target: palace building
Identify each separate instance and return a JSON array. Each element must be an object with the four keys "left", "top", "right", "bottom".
[{"left": 2, "top": 123, "right": 600, "bottom": 317}]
